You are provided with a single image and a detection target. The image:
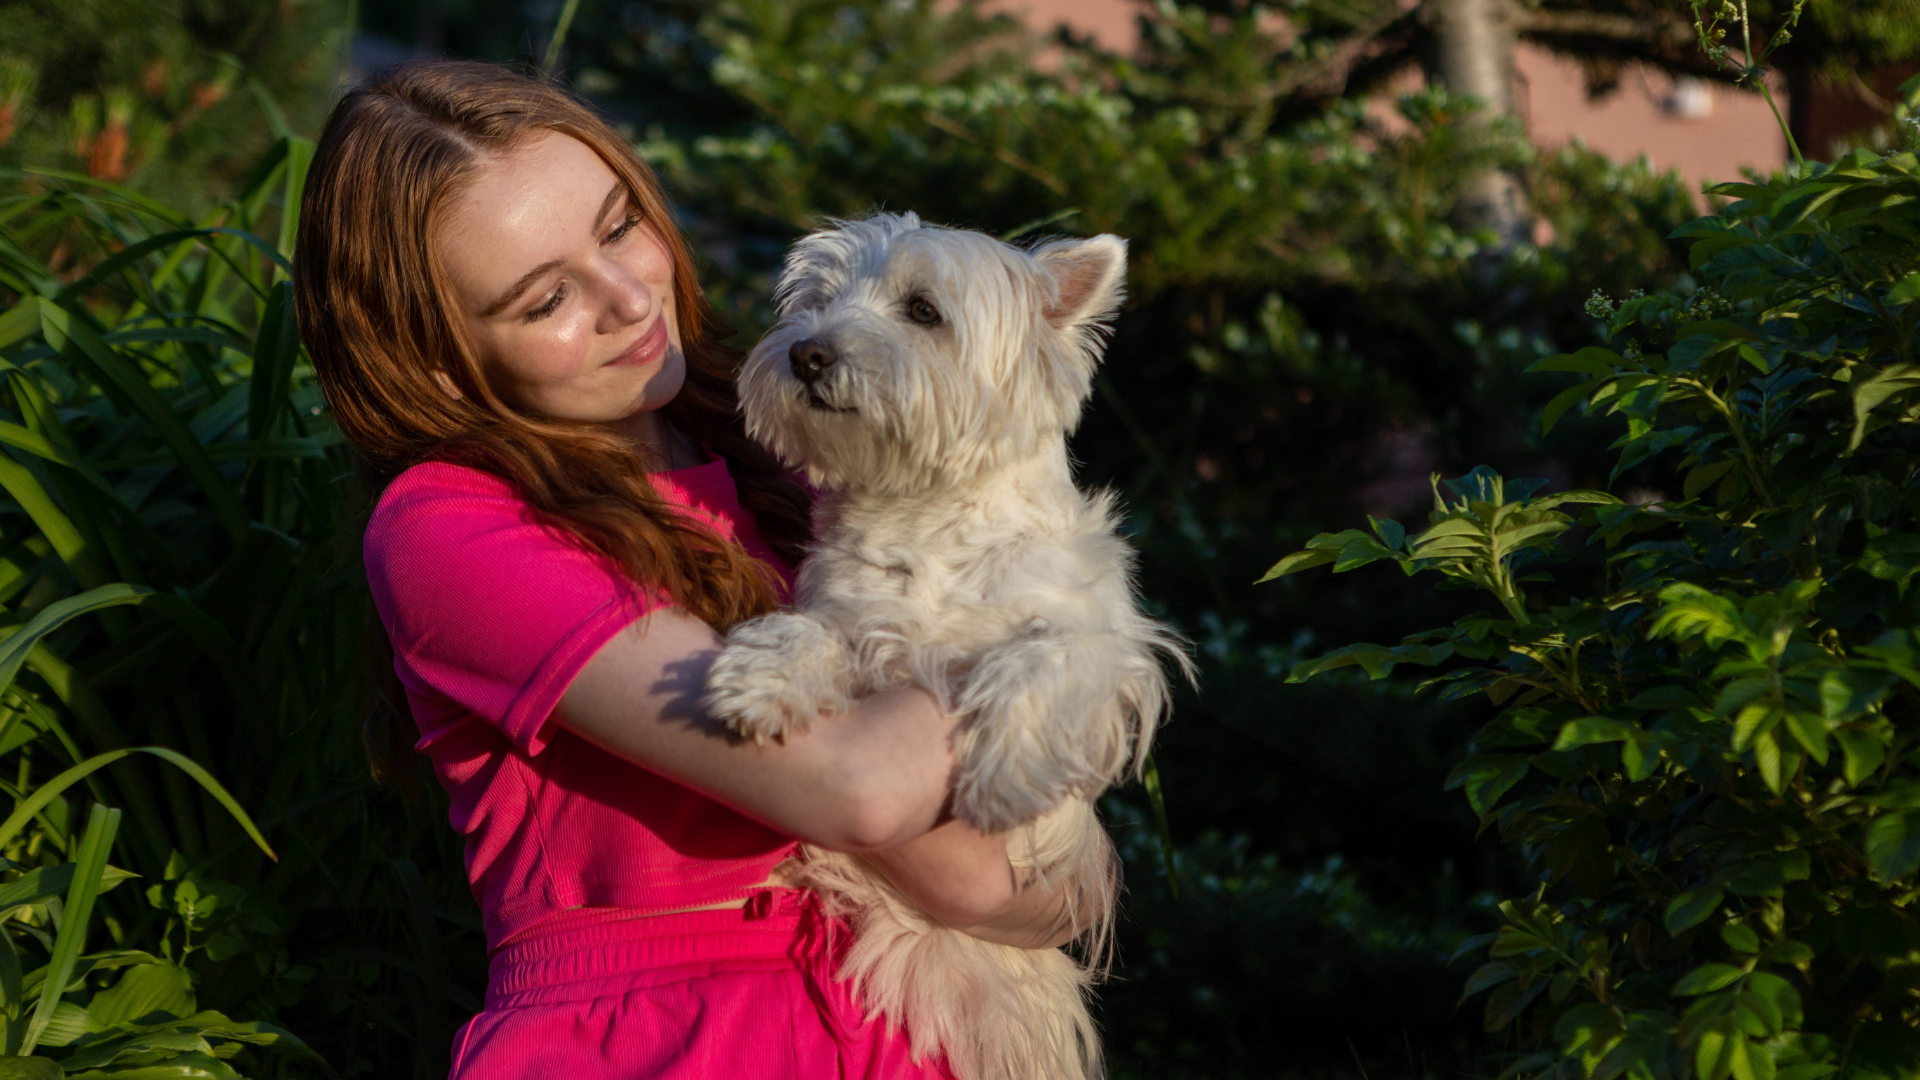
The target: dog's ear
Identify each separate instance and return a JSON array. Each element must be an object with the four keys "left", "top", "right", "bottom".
[{"left": 1034, "top": 235, "right": 1127, "bottom": 331}]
